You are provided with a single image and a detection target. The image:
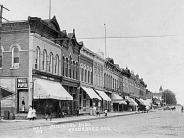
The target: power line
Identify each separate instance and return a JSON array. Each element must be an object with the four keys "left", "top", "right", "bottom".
[{"left": 77, "top": 34, "right": 178, "bottom": 40}]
